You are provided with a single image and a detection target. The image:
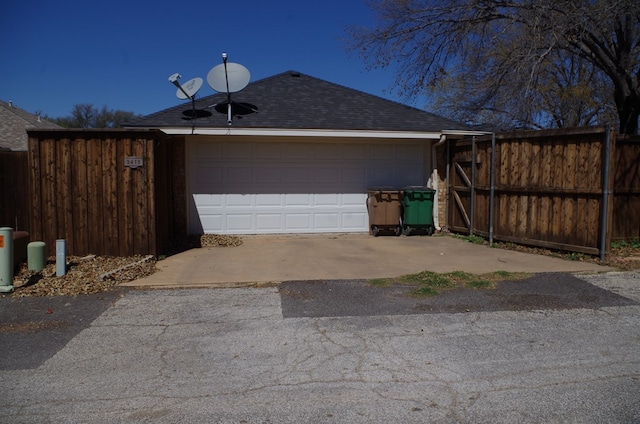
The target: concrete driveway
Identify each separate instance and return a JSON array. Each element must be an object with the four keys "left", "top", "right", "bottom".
[{"left": 126, "top": 233, "right": 610, "bottom": 289}]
